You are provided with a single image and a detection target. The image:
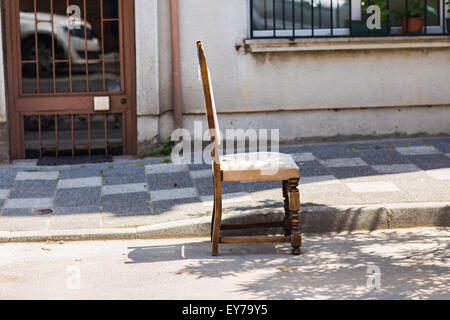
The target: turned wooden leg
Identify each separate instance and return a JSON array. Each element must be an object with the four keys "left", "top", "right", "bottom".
[
  {"left": 288, "top": 178, "right": 302, "bottom": 255},
  {"left": 282, "top": 180, "right": 291, "bottom": 237}
]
